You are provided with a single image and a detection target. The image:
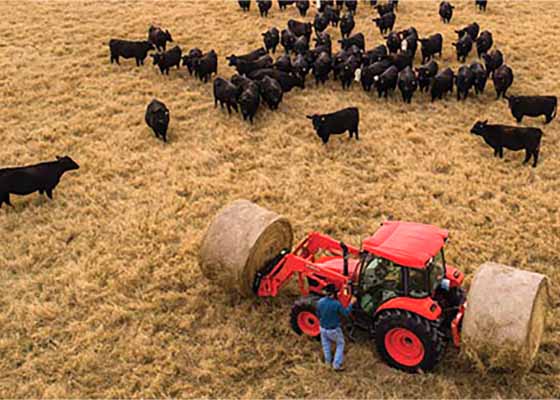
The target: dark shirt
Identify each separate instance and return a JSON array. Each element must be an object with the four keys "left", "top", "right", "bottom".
[{"left": 317, "top": 296, "right": 353, "bottom": 329}]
